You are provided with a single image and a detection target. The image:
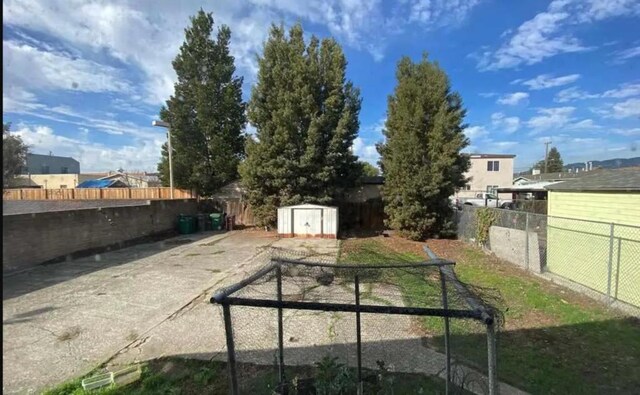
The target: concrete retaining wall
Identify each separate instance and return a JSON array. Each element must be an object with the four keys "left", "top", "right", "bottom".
[
  {"left": 489, "top": 226, "right": 542, "bottom": 273},
  {"left": 2, "top": 199, "right": 198, "bottom": 272}
]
